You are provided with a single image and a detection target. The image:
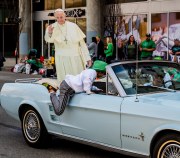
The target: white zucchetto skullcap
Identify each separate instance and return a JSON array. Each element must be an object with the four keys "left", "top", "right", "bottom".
[{"left": 54, "top": 8, "right": 64, "bottom": 13}]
